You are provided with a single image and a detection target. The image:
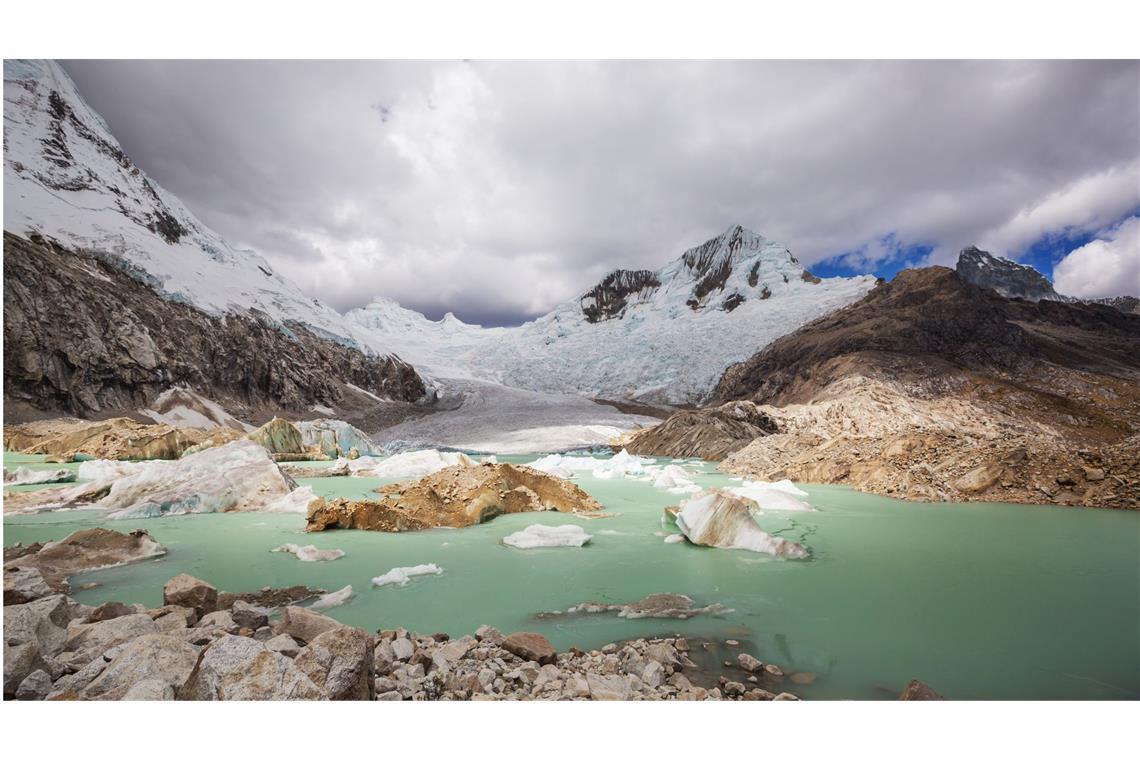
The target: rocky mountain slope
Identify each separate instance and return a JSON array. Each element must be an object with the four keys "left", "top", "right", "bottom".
[
  {"left": 956, "top": 246, "right": 1139, "bottom": 314},
  {"left": 630, "top": 265, "right": 1140, "bottom": 508},
  {"left": 3, "top": 60, "right": 428, "bottom": 425},
  {"left": 349, "top": 225, "right": 877, "bottom": 404},
  {"left": 3, "top": 233, "right": 424, "bottom": 424}
]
